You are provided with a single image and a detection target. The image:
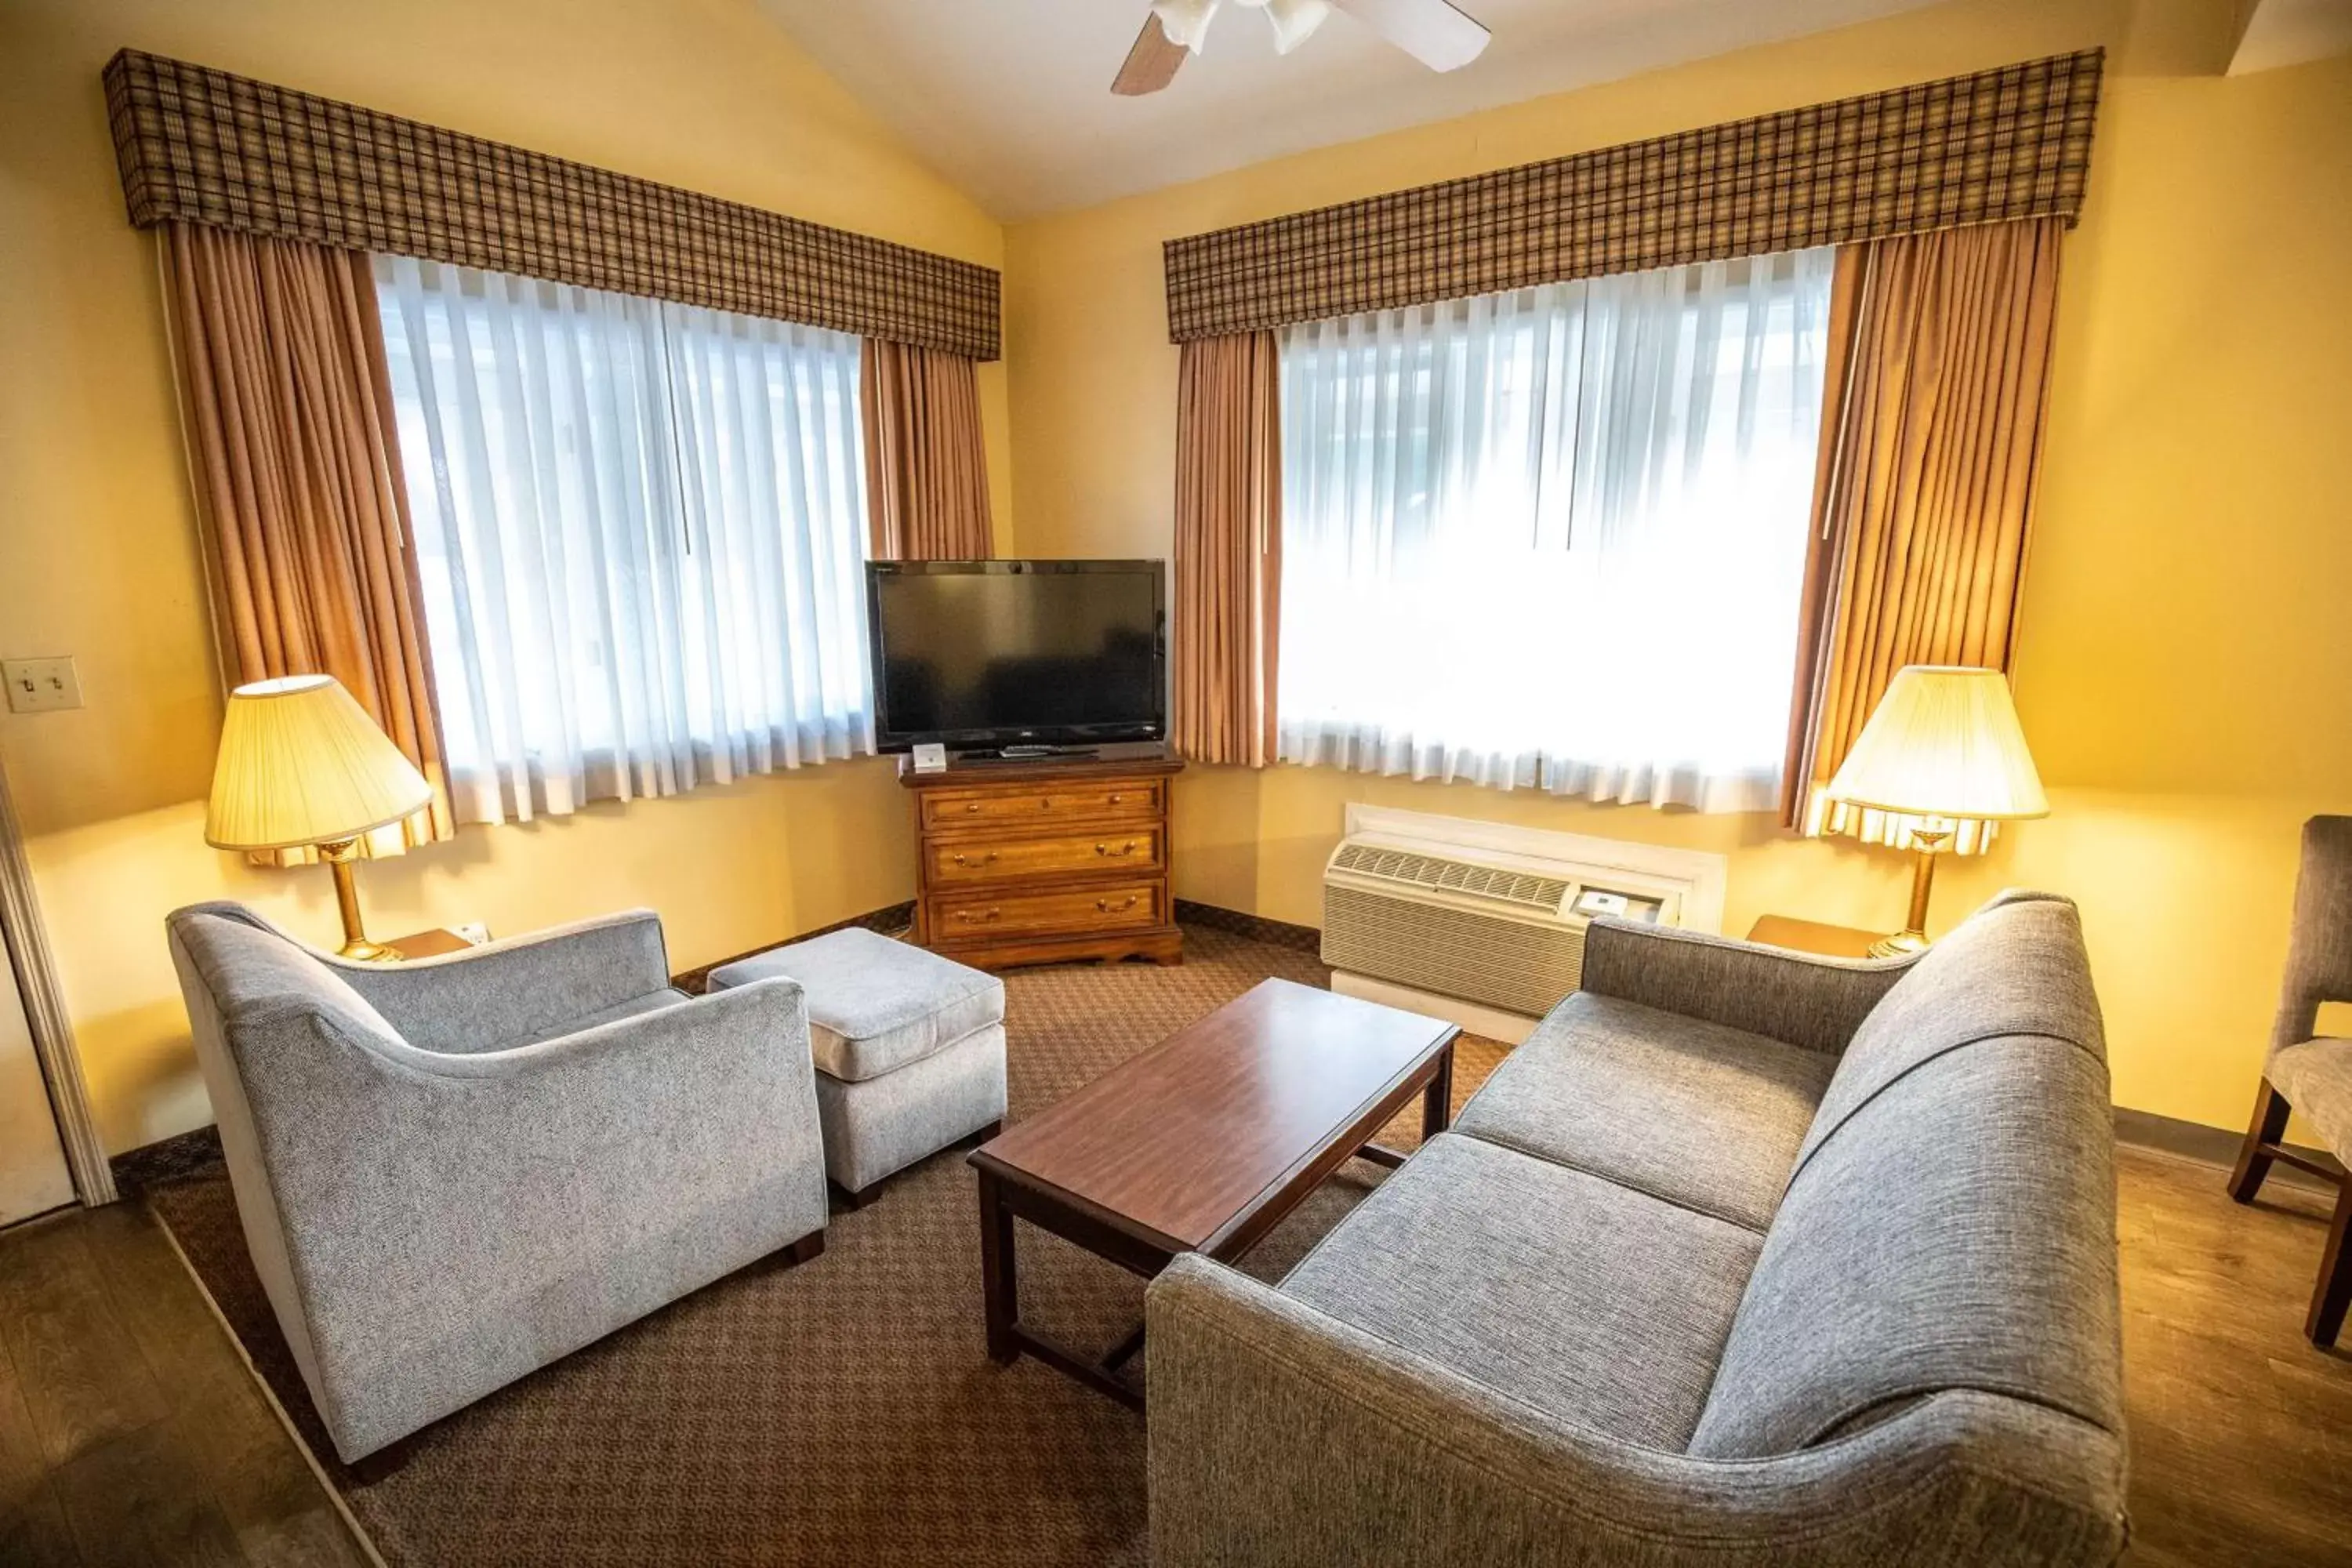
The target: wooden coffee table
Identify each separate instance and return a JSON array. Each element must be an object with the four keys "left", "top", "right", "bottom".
[{"left": 968, "top": 977, "right": 1458, "bottom": 1409}]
